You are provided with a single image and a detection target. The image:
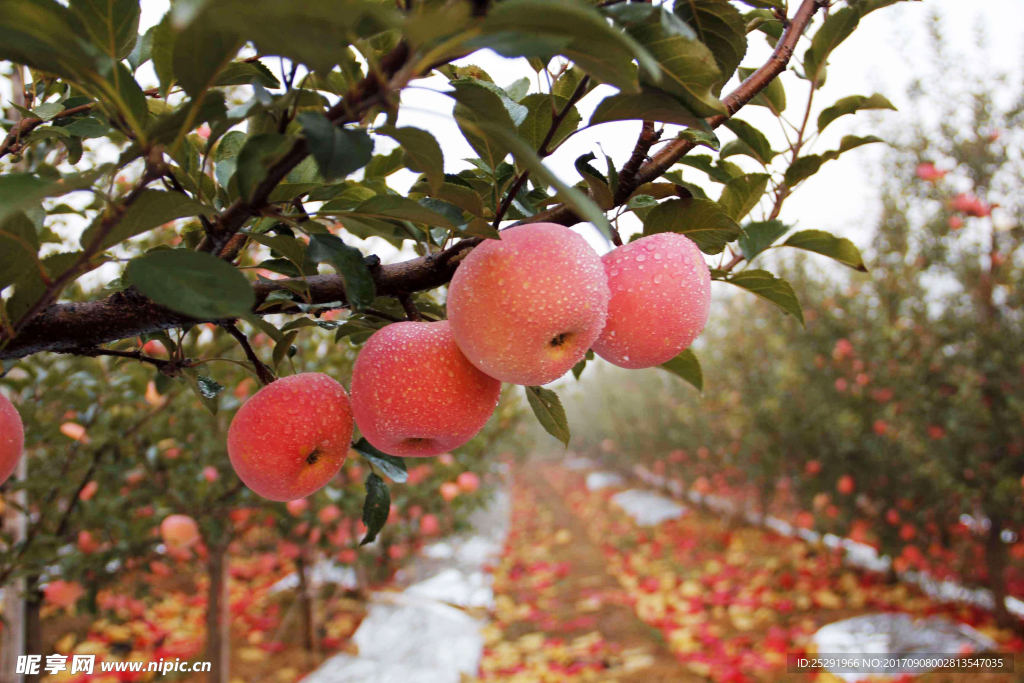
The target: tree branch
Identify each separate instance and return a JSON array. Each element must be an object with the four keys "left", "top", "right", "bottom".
[
  {"left": 222, "top": 322, "right": 276, "bottom": 386},
  {"left": 0, "top": 0, "right": 823, "bottom": 363},
  {"left": 531, "top": 0, "right": 822, "bottom": 225}
]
